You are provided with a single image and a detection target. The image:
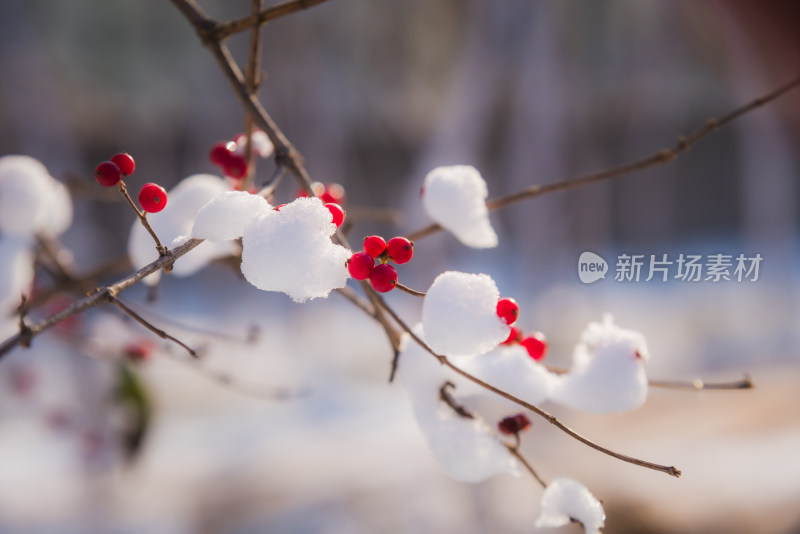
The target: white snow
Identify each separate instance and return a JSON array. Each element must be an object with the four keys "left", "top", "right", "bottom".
[
  {"left": 128, "top": 174, "right": 237, "bottom": 284},
  {"left": 535, "top": 477, "right": 605, "bottom": 534},
  {"left": 397, "top": 328, "right": 519, "bottom": 482},
  {"left": 0, "top": 155, "right": 72, "bottom": 237},
  {"left": 421, "top": 165, "right": 497, "bottom": 248},
  {"left": 422, "top": 271, "right": 509, "bottom": 357},
  {"left": 240, "top": 197, "right": 350, "bottom": 303},
  {"left": 0, "top": 237, "right": 34, "bottom": 313},
  {"left": 456, "top": 344, "right": 558, "bottom": 410},
  {"left": 551, "top": 315, "right": 649, "bottom": 413},
  {"left": 191, "top": 190, "right": 272, "bottom": 242}
]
